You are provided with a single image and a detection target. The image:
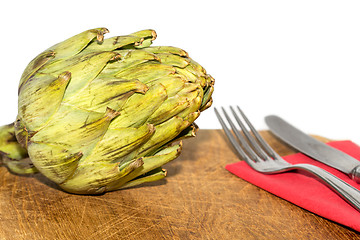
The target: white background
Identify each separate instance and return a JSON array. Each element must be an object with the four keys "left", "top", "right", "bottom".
[{"left": 0, "top": 0, "right": 359, "bottom": 144}]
